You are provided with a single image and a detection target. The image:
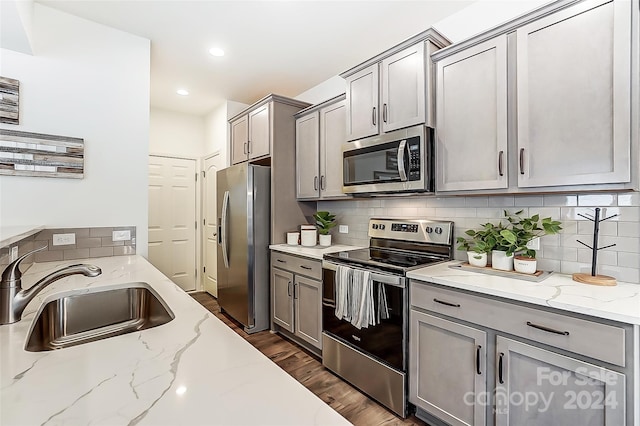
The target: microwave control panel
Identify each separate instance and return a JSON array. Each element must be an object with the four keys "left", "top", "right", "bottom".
[{"left": 408, "top": 137, "right": 421, "bottom": 181}]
